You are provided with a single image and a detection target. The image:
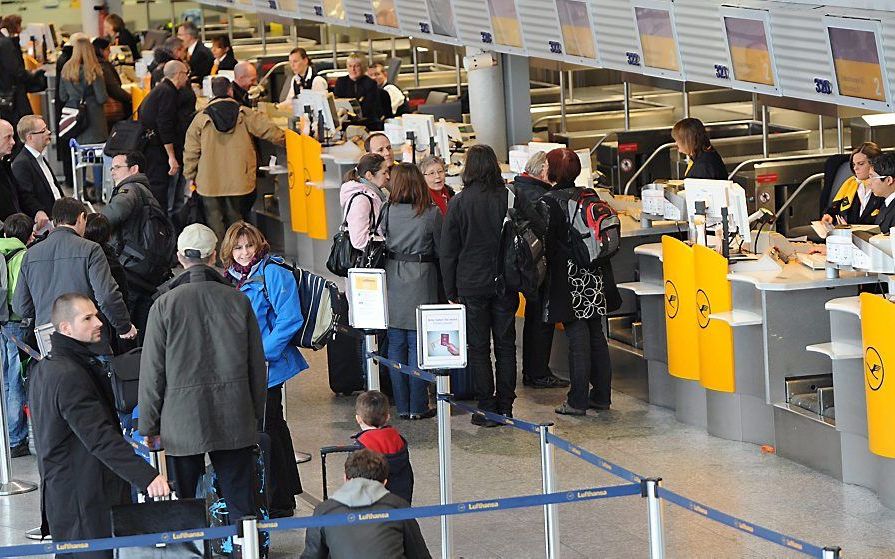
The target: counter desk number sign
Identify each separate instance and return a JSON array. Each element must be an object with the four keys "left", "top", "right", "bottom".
[
  {"left": 347, "top": 268, "right": 388, "bottom": 331},
  {"left": 416, "top": 304, "right": 467, "bottom": 370}
]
